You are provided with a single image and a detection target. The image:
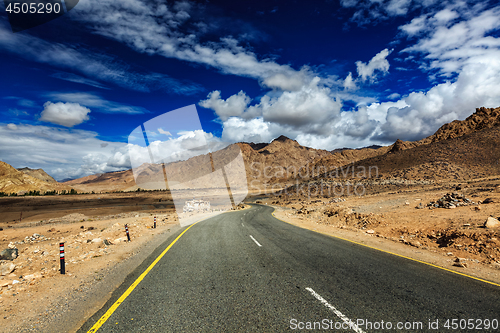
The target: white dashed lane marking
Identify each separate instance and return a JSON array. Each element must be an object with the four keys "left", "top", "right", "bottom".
[
  {"left": 305, "top": 287, "right": 365, "bottom": 333},
  {"left": 249, "top": 235, "right": 262, "bottom": 247}
]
